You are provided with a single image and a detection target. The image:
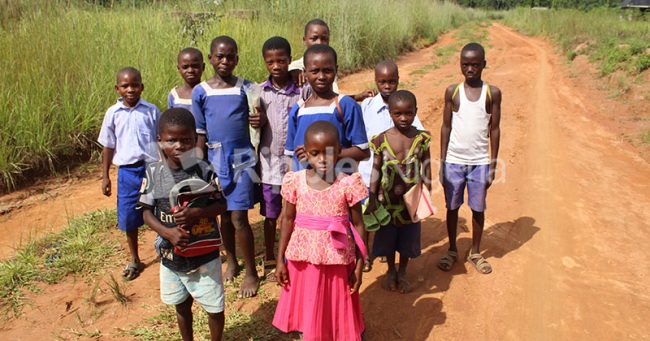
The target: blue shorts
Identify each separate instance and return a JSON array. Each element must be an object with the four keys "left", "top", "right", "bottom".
[
  {"left": 160, "top": 257, "right": 225, "bottom": 313},
  {"left": 372, "top": 222, "right": 421, "bottom": 258},
  {"left": 117, "top": 163, "right": 145, "bottom": 232},
  {"left": 442, "top": 163, "right": 489, "bottom": 212}
]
